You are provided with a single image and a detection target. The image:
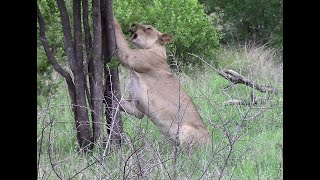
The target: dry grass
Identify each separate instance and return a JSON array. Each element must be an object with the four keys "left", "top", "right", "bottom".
[{"left": 217, "top": 44, "right": 283, "bottom": 84}]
